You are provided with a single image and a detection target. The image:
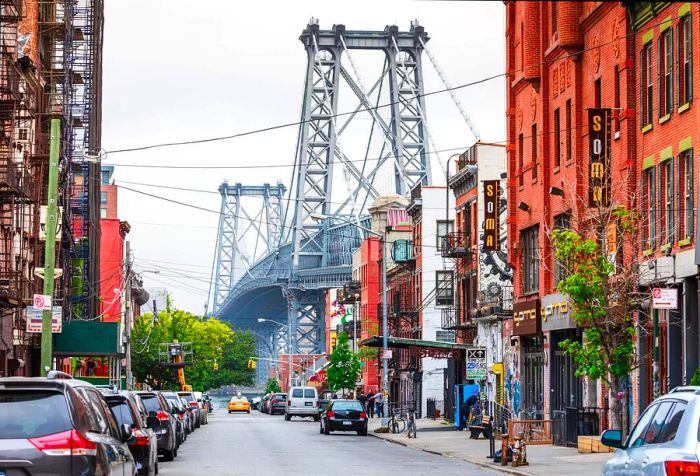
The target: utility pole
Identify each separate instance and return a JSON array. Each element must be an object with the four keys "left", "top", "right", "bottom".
[
  {"left": 125, "top": 241, "right": 133, "bottom": 390},
  {"left": 40, "top": 119, "right": 61, "bottom": 377}
]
